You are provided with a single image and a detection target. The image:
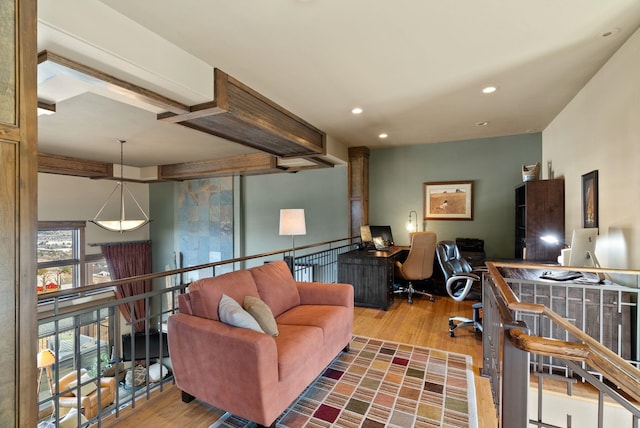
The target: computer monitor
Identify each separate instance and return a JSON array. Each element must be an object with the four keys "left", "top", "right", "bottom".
[
  {"left": 369, "top": 225, "right": 394, "bottom": 247},
  {"left": 568, "top": 228, "right": 599, "bottom": 267}
]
